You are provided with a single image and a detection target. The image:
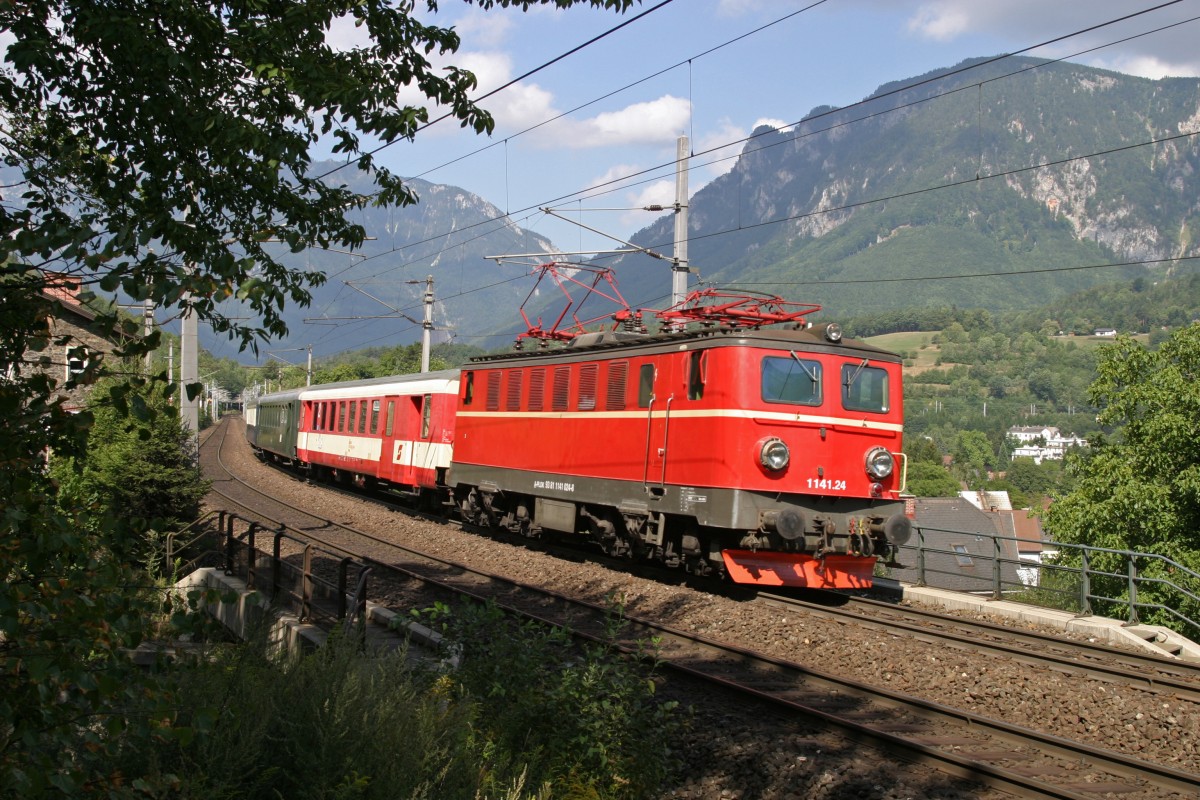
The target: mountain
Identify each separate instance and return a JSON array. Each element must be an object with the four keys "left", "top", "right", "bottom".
[
  {"left": 604, "top": 56, "right": 1200, "bottom": 321},
  {"left": 205, "top": 170, "right": 560, "bottom": 357}
]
